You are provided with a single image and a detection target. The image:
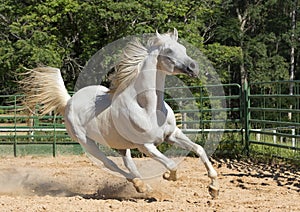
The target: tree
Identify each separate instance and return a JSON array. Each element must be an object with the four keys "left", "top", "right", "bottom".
[
  {"left": 1, "top": 0, "right": 299, "bottom": 95},
  {"left": 0, "top": 0, "right": 79, "bottom": 93},
  {"left": 0, "top": 0, "right": 226, "bottom": 94}
]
